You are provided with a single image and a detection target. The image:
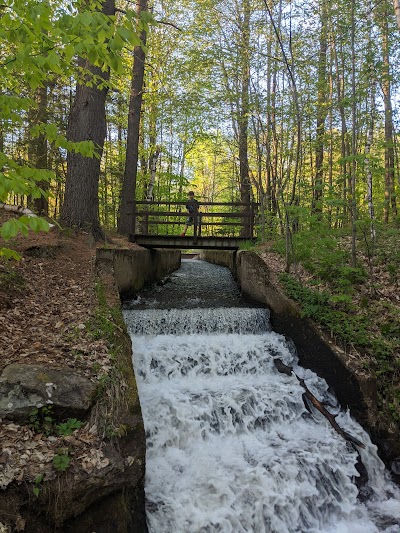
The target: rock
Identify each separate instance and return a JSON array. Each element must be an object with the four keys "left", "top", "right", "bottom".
[
  {"left": 0, "top": 364, "right": 97, "bottom": 420},
  {"left": 24, "top": 245, "right": 62, "bottom": 258},
  {"left": 391, "top": 458, "right": 400, "bottom": 476}
]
